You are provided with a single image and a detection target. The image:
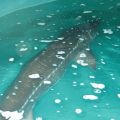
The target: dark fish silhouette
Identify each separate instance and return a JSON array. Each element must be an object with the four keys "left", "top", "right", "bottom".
[{"left": 0, "top": 19, "right": 99, "bottom": 120}]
